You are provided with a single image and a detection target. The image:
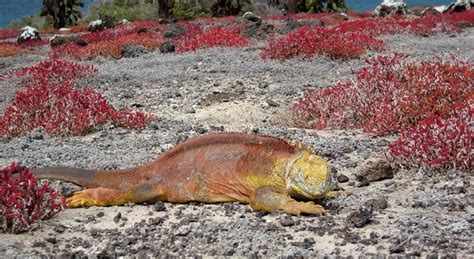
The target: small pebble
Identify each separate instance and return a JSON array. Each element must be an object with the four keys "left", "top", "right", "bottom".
[{"left": 113, "top": 212, "right": 122, "bottom": 223}]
